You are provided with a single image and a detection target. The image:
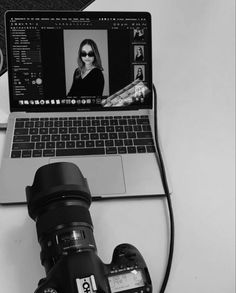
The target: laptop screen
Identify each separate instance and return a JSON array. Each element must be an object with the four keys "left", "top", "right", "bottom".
[{"left": 6, "top": 11, "right": 152, "bottom": 112}]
